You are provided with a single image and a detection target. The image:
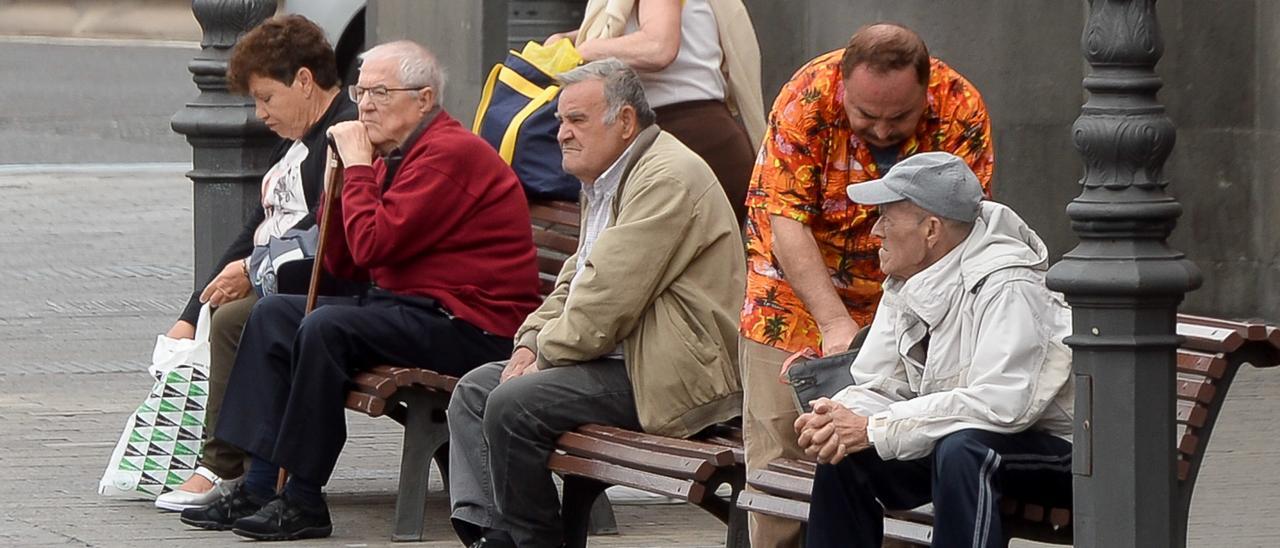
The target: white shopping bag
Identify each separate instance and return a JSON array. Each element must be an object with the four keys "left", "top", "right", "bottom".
[{"left": 98, "top": 304, "right": 213, "bottom": 498}]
